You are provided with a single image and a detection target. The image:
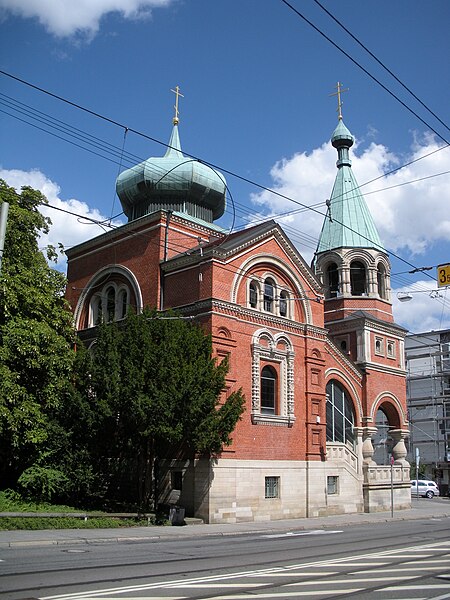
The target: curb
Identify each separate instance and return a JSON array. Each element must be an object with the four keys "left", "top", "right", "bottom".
[{"left": 1, "top": 509, "right": 449, "bottom": 549}]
